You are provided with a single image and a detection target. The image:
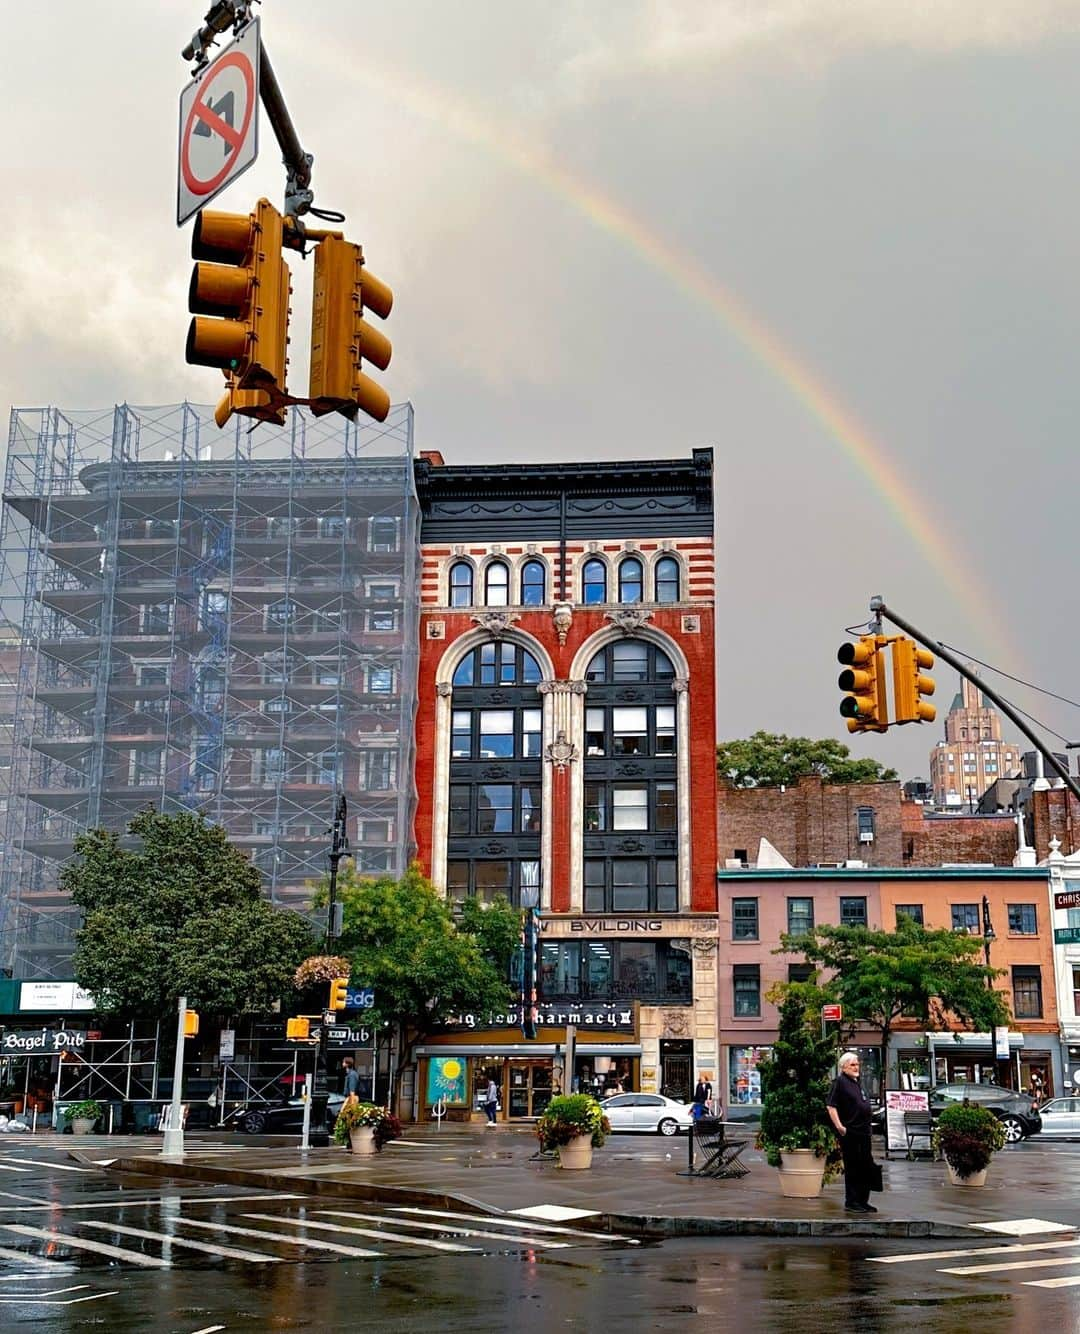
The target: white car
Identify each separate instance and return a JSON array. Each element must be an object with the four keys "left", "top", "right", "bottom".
[
  {"left": 1035, "top": 1097, "right": 1080, "bottom": 1137},
  {"left": 600, "top": 1092, "right": 695, "bottom": 1136}
]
